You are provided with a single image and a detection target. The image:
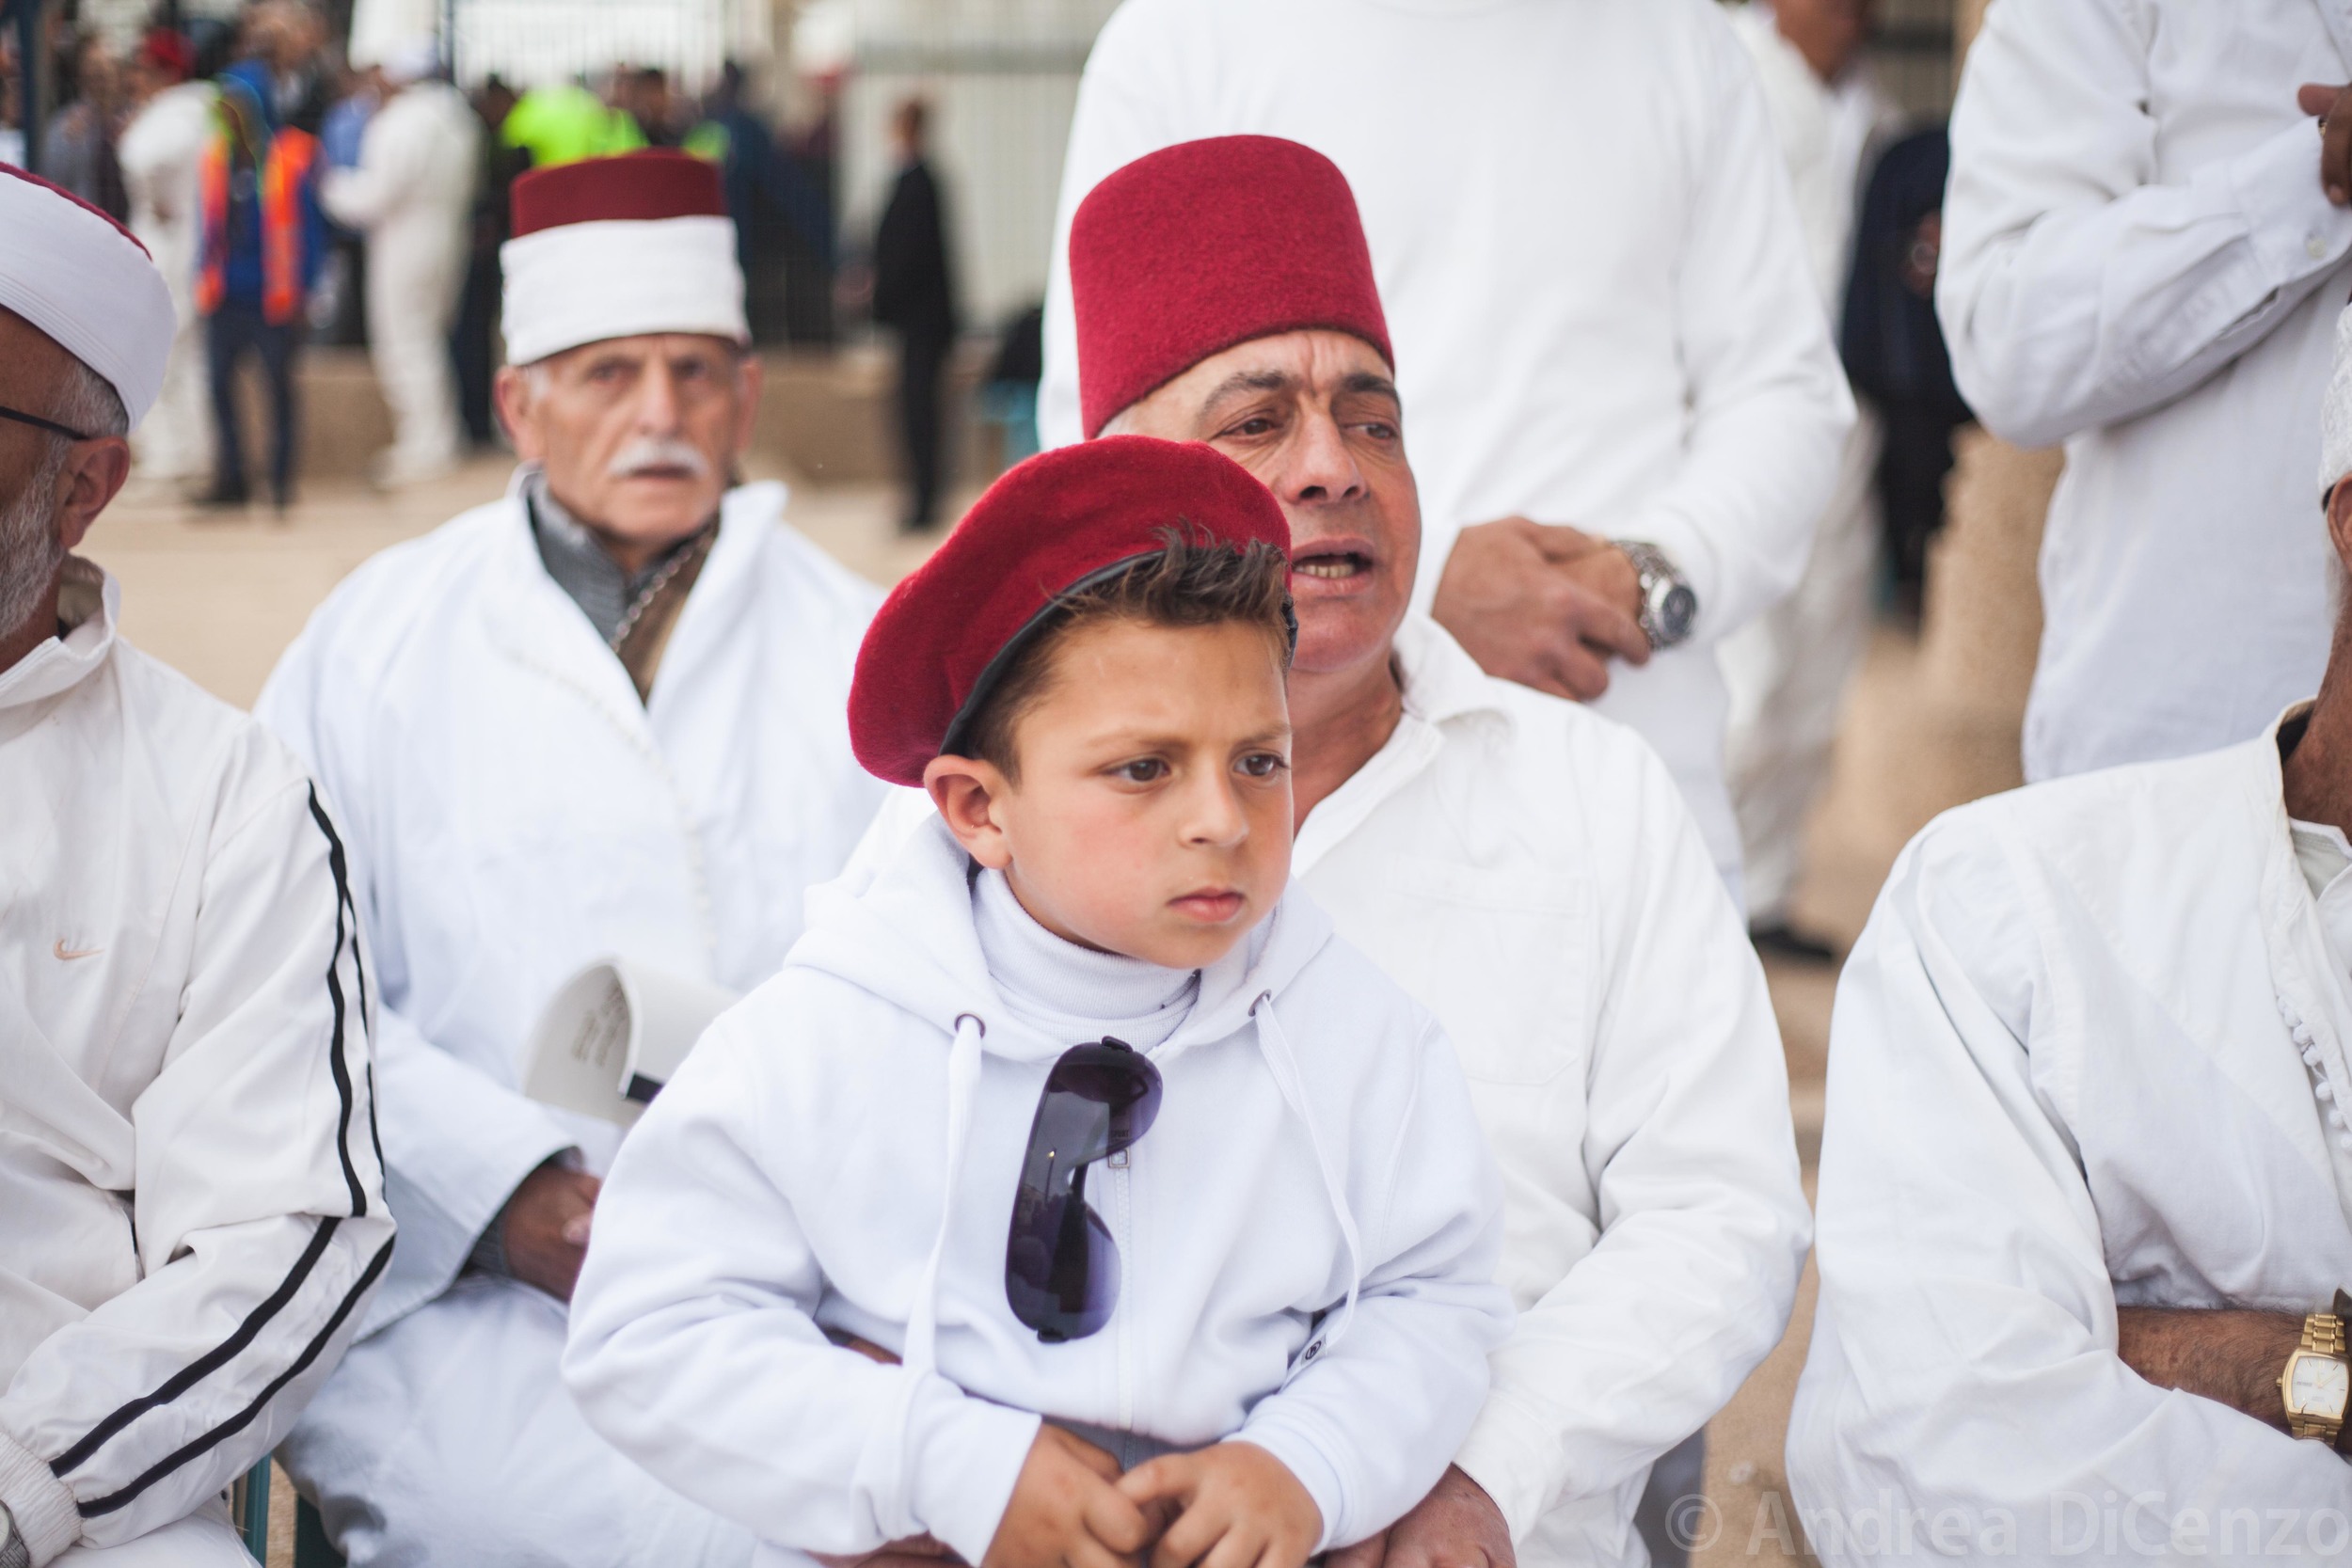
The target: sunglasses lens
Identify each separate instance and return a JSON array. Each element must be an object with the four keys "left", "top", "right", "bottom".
[
  {"left": 1005, "top": 1040, "right": 1163, "bottom": 1342},
  {"left": 1005, "top": 1179, "right": 1118, "bottom": 1341}
]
